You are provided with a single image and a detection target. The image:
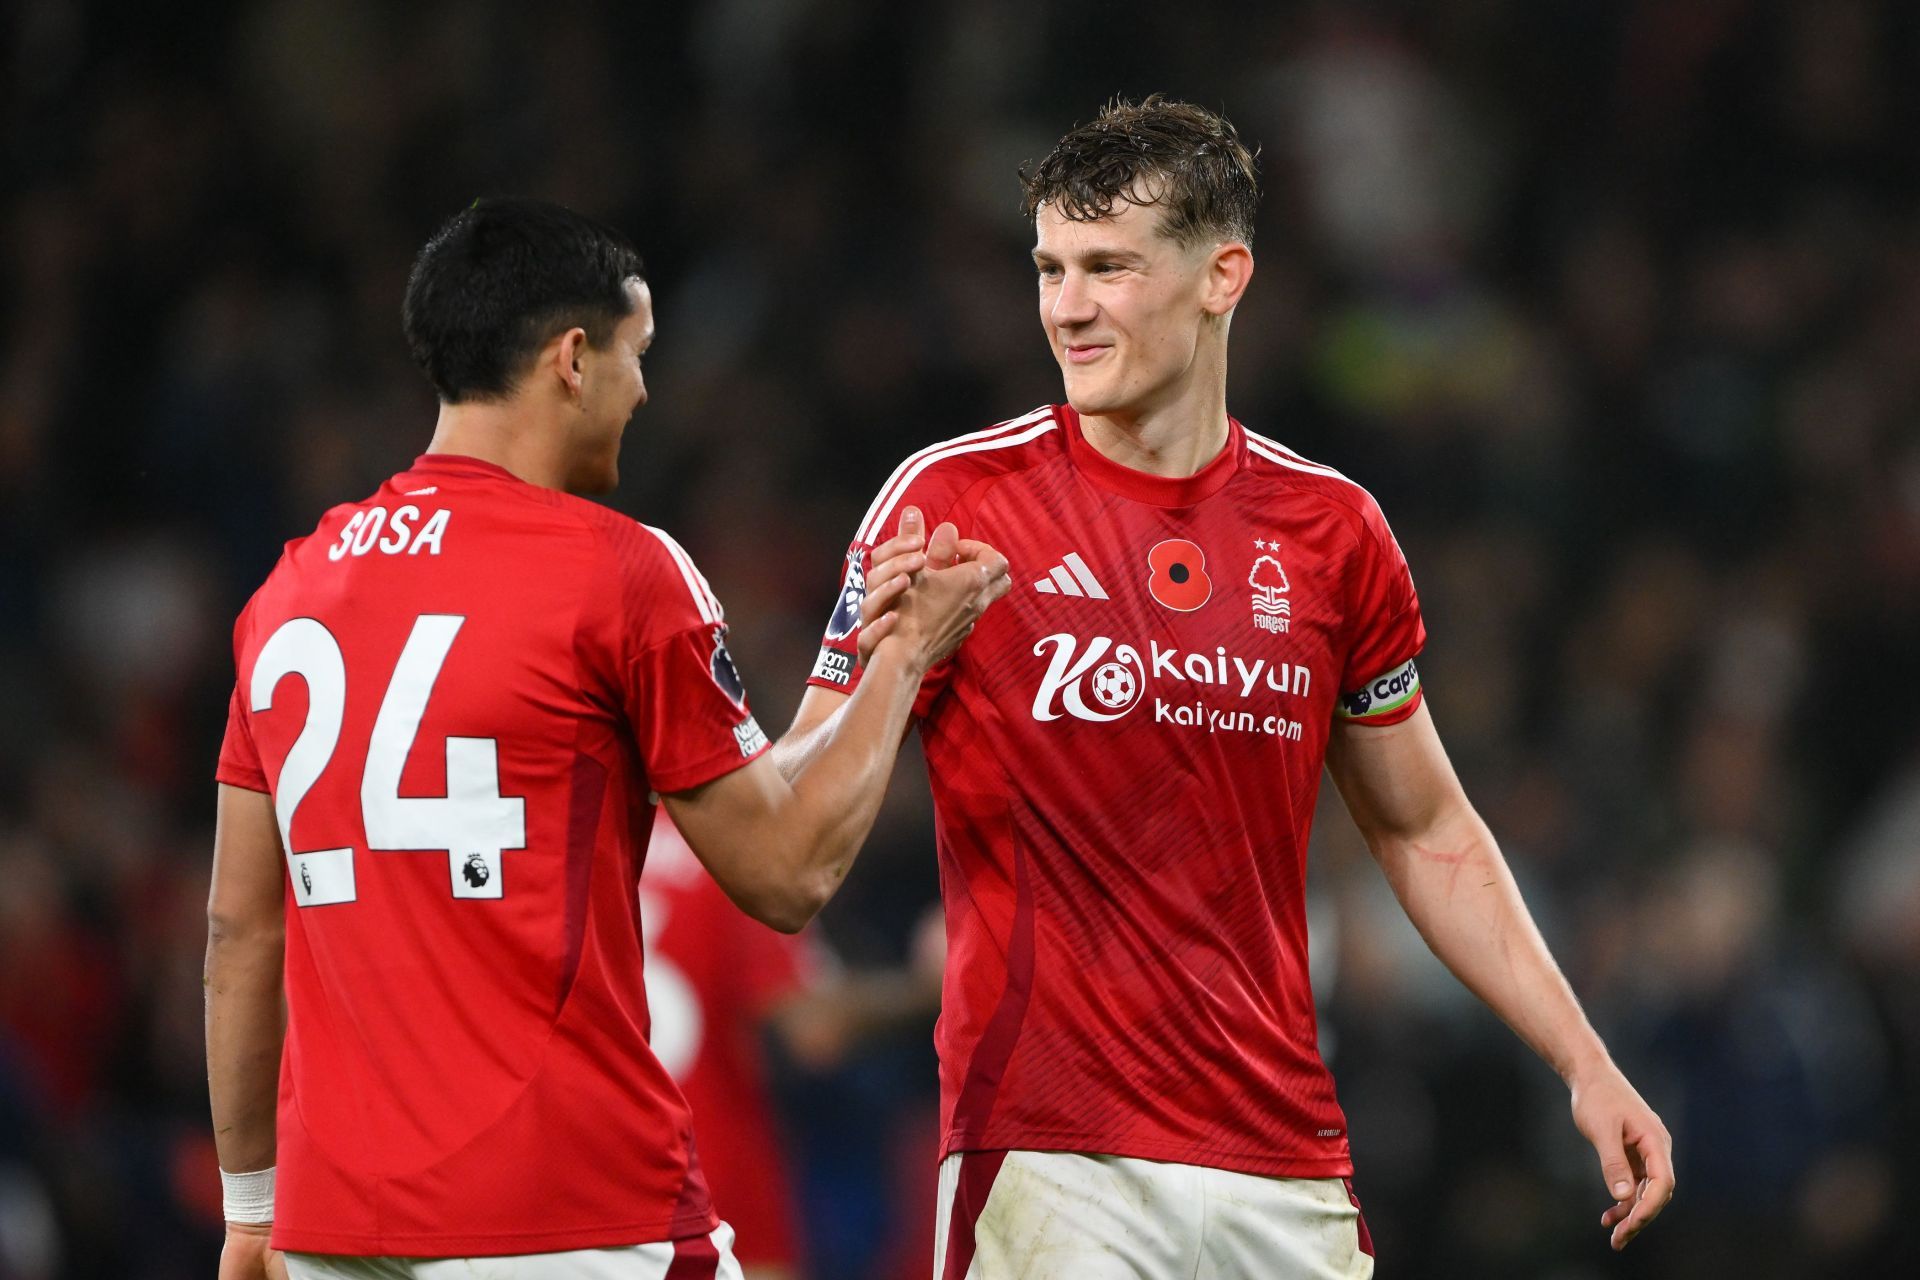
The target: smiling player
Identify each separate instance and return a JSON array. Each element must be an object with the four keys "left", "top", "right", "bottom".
[{"left": 784, "top": 98, "right": 1675, "bottom": 1277}]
